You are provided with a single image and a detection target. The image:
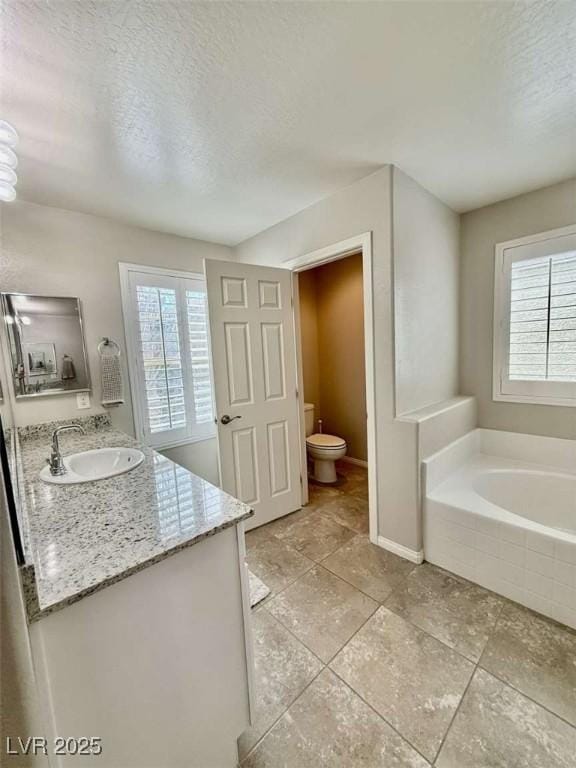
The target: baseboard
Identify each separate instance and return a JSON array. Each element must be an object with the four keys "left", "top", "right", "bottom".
[
  {"left": 377, "top": 535, "right": 424, "bottom": 564},
  {"left": 340, "top": 456, "right": 368, "bottom": 468}
]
